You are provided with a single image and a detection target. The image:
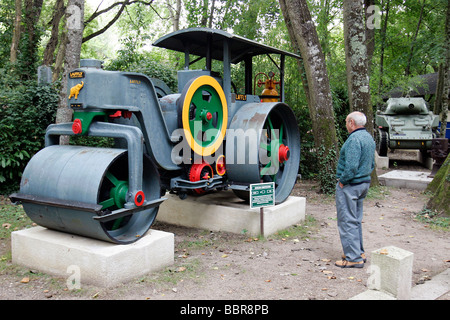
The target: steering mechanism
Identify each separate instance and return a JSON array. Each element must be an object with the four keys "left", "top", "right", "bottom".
[{"left": 254, "top": 71, "right": 280, "bottom": 102}]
